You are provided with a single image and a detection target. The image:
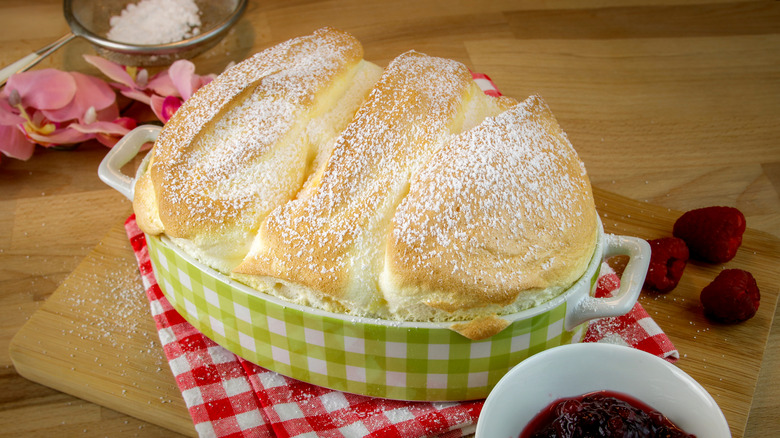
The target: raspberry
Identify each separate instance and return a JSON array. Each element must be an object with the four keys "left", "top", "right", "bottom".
[
  {"left": 673, "top": 206, "right": 746, "bottom": 263},
  {"left": 643, "top": 237, "right": 689, "bottom": 293},
  {"left": 700, "top": 269, "right": 760, "bottom": 323}
]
